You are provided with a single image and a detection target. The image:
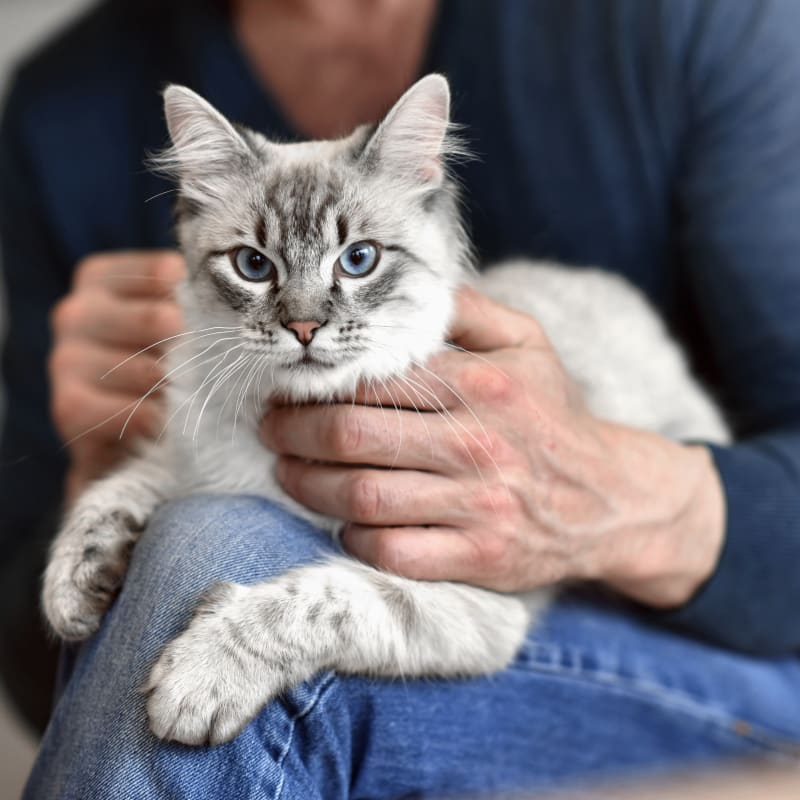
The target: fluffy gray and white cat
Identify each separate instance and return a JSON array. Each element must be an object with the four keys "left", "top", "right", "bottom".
[{"left": 43, "top": 74, "right": 728, "bottom": 746}]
